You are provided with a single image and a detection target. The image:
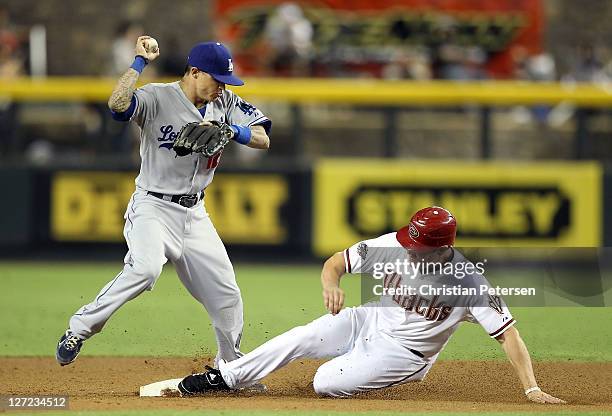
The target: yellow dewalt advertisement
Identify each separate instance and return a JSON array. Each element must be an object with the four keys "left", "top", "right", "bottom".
[
  {"left": 313, "top": 160, "right": 602, "bottom": 256},
  {"left": 204, "top": 174, "right": 288, "bottom": 244},
  {"left": 51, "top": 172, "right": 289, "bottom": 244},
  {"left": 51, "top": 172, "right": 135, "bottom": 242}
]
